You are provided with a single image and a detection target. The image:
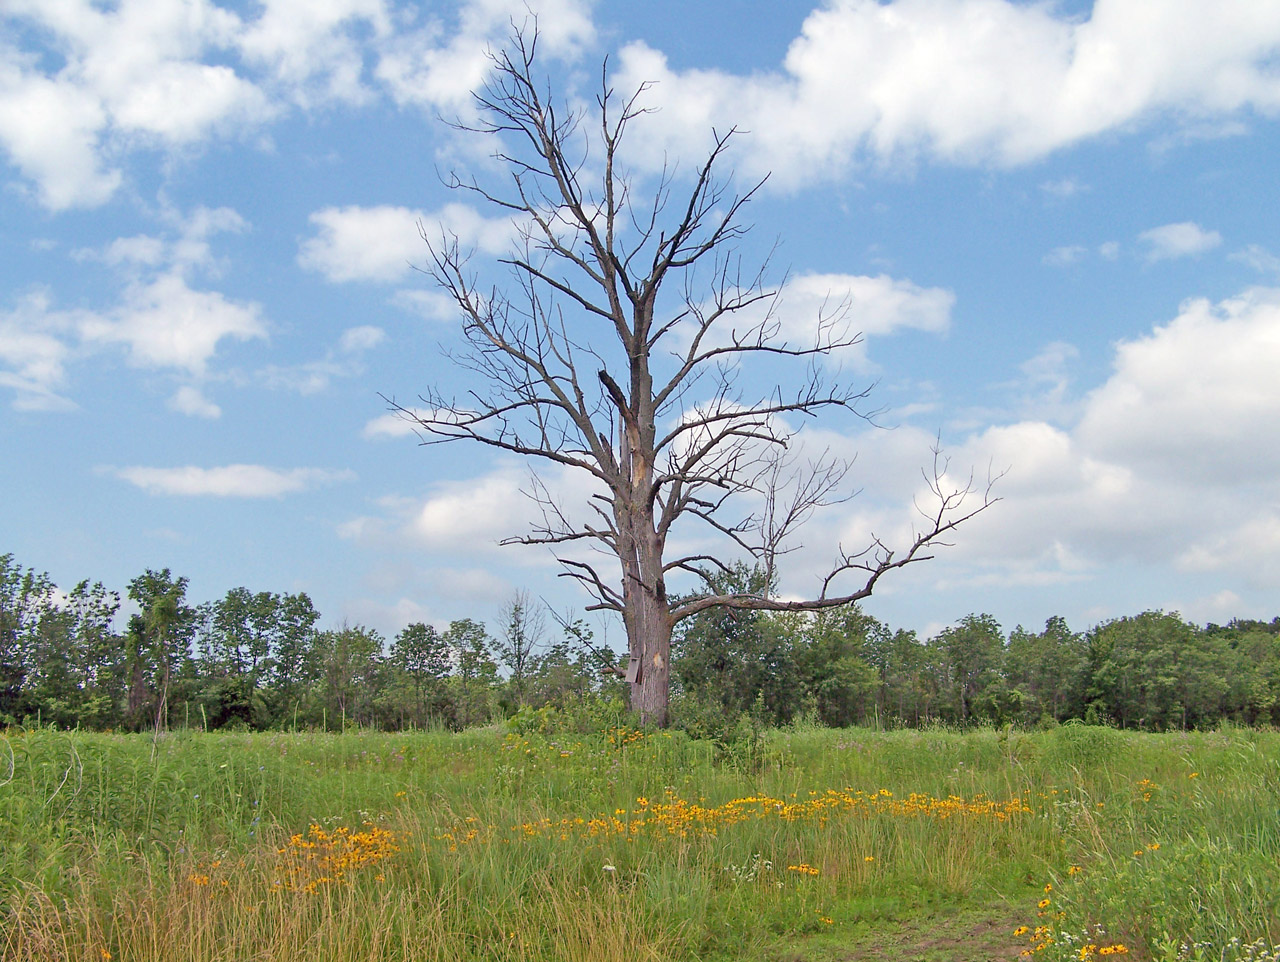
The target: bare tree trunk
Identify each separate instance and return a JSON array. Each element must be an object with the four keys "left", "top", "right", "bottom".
[{"left": 625, "top": 530, "right": 673, "bottom": 726}]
